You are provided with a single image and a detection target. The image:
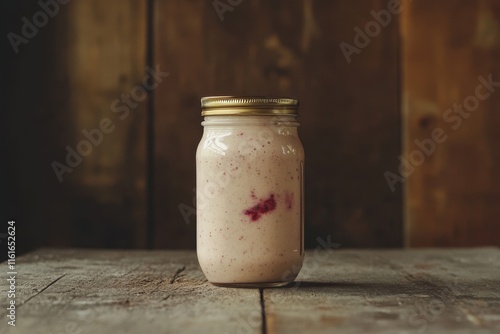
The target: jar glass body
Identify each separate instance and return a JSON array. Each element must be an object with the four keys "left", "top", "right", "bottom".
[{"left": 196, "top": 115, "right": 304, "bottom": 287}]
